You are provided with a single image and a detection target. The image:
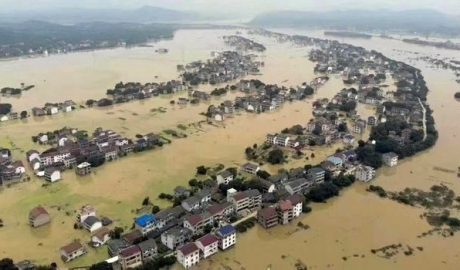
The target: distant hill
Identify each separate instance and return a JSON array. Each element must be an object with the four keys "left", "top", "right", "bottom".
[
  {"left": 0, "top": 6, "right": 204, "bottom": 24},
  {"left": 250, "top": 9, "right": 460, "bottom": 36},
  {"left": 0, "top": 21, "right": 179, "bottom": 58}
]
